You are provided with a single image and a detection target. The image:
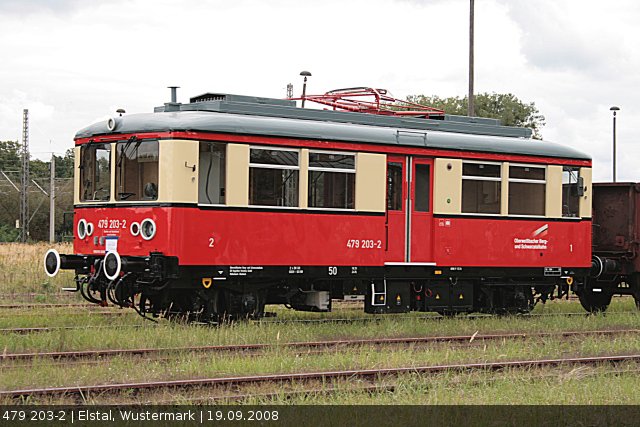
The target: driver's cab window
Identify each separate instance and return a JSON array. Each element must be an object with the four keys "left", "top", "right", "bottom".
[
  {"left": 115, "top": 139, "right": 159, "bottom": 201},
  {"left": 562, "top": 166, "right": 580, "bottom": 217},
  {"left": 80, "top": 143, "right": 111, "bottom": 202}
]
